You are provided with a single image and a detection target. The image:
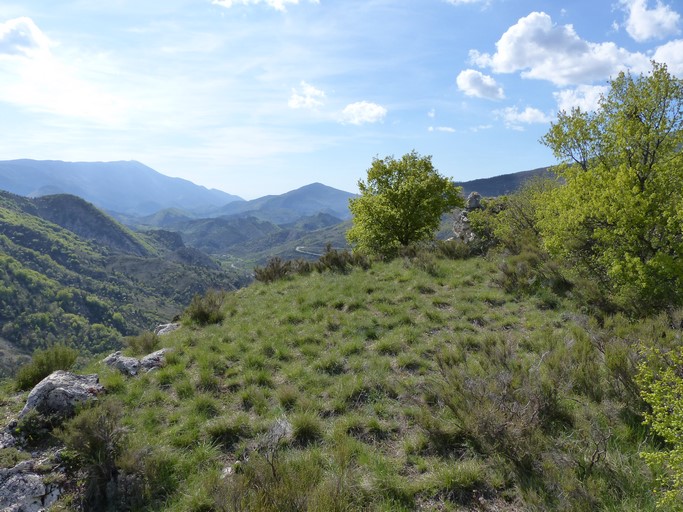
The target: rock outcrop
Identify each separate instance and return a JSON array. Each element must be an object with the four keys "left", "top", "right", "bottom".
[
  {"left": 18, "top": 371, "right": 104, "bottom": 419},
  {"left": 102, "top": 348, "right": 170, "bottom": 376},
  {"left": 155, "top": 323, "right": 181, "bottom": 336},
  {"left": 0, "top": 459, "right": 61, "bottom": 512},
  {"left": 453, "top": 191, "right": 484, "bottom": 243},
  {"left": 102, "top": 352, "right": 141, "bottom": 376}
]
